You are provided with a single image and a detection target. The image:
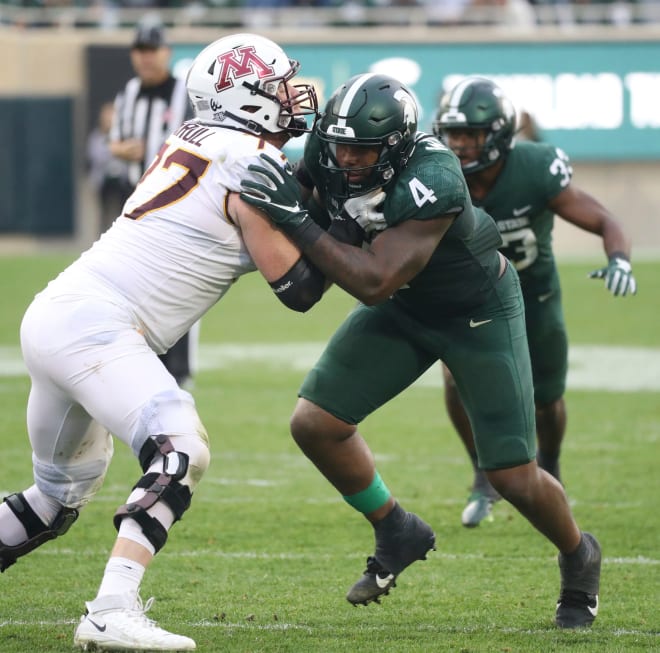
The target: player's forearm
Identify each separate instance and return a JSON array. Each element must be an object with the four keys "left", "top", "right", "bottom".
[
  {"left": 296, "top": 228, "right": 392, "bottom": 305},
  {"left": 601, "top": 218, "right": 632, "bottom": 260}
]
